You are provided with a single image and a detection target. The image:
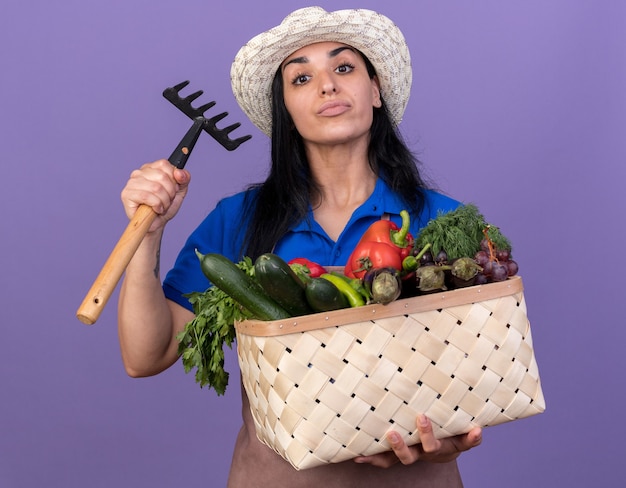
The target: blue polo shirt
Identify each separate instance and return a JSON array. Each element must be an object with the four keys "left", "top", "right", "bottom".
[{"left": 163, "top": 178, "right": 460, "bottom": 312}]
